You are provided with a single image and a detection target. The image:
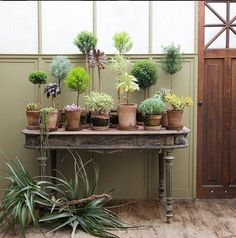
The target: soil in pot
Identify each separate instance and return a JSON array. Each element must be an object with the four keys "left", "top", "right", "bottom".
[
  {"left": 118, "top": 103, "right": 137, "bottom": 131},
  {"left": 166, "top": 110, "right": 183, "bottom": 130},
  {"left": 26, "top": 111, "right": 40, "bottom": 130},
  {"left": 65, "top": 111, "right": 81, "bottom": 131},
  {"left": 144, "top": 114, "right": 162, "bottom": 130},
  {"left": 92, "top": 114, "right": 109, "bottom": 131}
]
